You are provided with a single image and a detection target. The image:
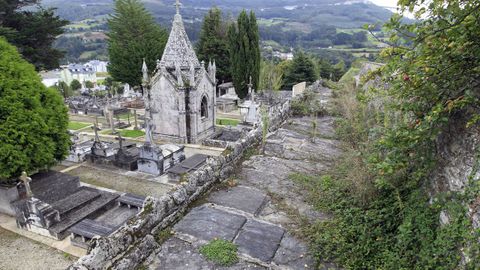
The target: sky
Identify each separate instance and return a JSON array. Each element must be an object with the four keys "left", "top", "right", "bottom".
[{"left": 369, "top": 0, "right": 398, "bottom": 7}]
